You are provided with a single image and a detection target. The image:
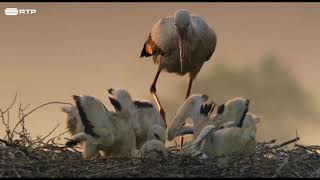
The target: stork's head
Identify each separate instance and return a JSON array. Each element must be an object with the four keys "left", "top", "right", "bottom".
[
  {"left": 221, "top": 97, "right": 250, "bottom": 126},
  {"left": 107, "top": 88, "right": 135, "bottom": 114},
  {"left": 167, "top": 94, "right": 214, "bottom": 141},
  {"left": 148, "top": 125, "right": 166, "bottom": 144},
  {"left": 174, "top": 9, "right": 191, "bottom": 73}
]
